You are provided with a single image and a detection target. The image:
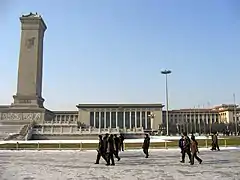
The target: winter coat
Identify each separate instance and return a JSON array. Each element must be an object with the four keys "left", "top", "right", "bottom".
[
  {"left": 142, "top": 137, "right": 150, "bottom": 149},
  {"left": 190, "top": 140, "right": 199, "bottom": 153},
  {"left": 179, "top": 138, "right": 184, "bottom": 150},
  {"left": 107, "top": 137, "right": 115, "bottom": 153},
  {"left": 98, "top": 139, "right": 104, "bottom": 153},
  {"left": 212, "top": 134, "right": 218, "bottom": 144}
]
